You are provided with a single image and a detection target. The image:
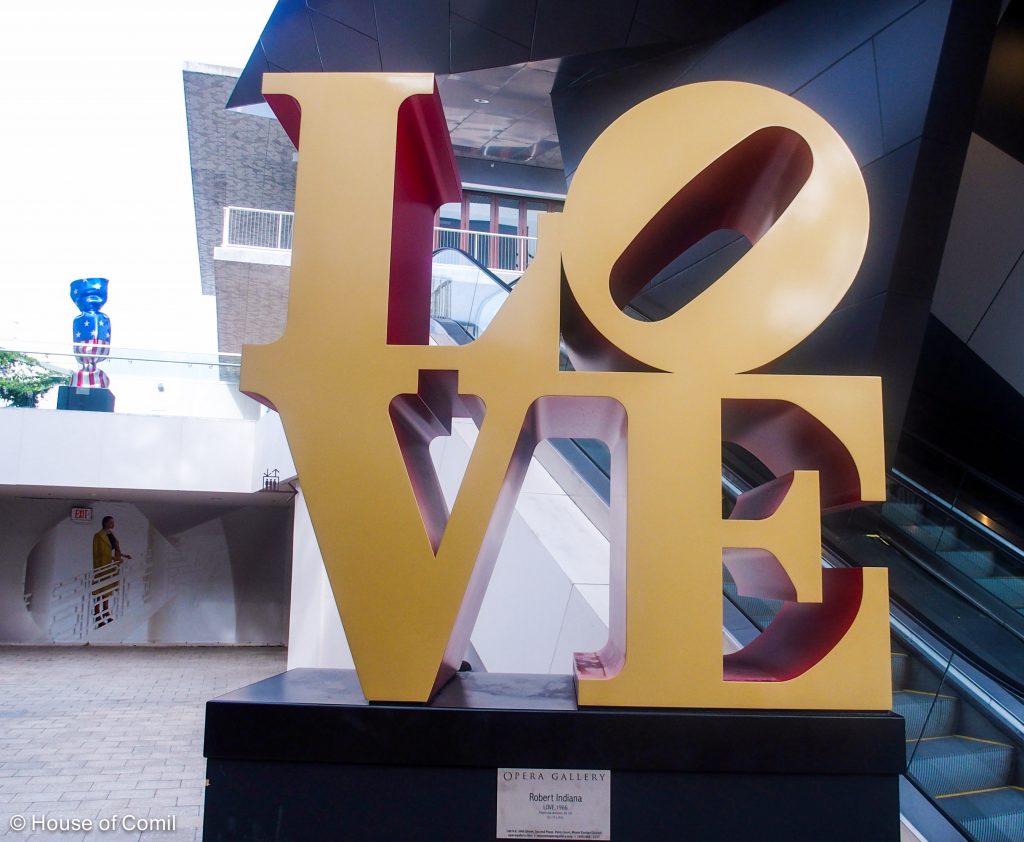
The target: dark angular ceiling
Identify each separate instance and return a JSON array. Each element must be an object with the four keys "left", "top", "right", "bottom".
[
  {"left": 975, "top": 0, "right": 1024, "bottom": 164},
  {"left": 228, "top": 0, "right": 784, "bottom": 170}
]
